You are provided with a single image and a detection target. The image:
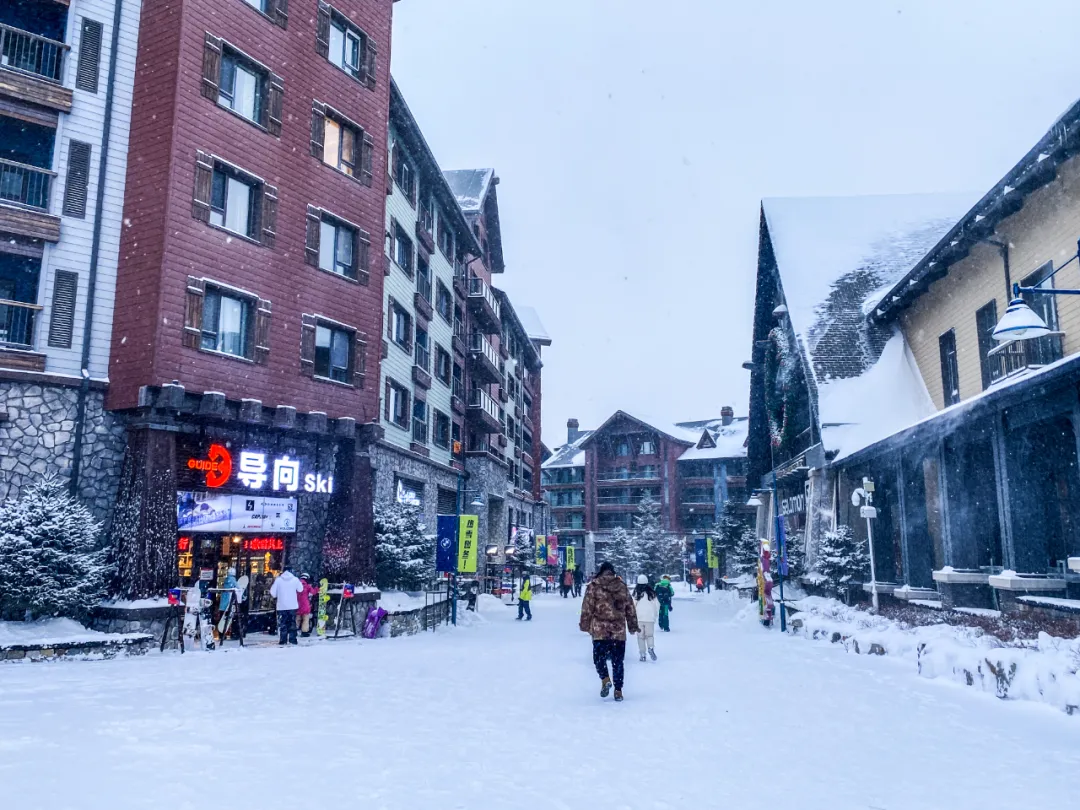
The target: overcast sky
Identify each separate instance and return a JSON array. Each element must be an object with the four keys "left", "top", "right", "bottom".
[{"left": 390, "top": 0, "right": 1080, "bottom": 448}]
